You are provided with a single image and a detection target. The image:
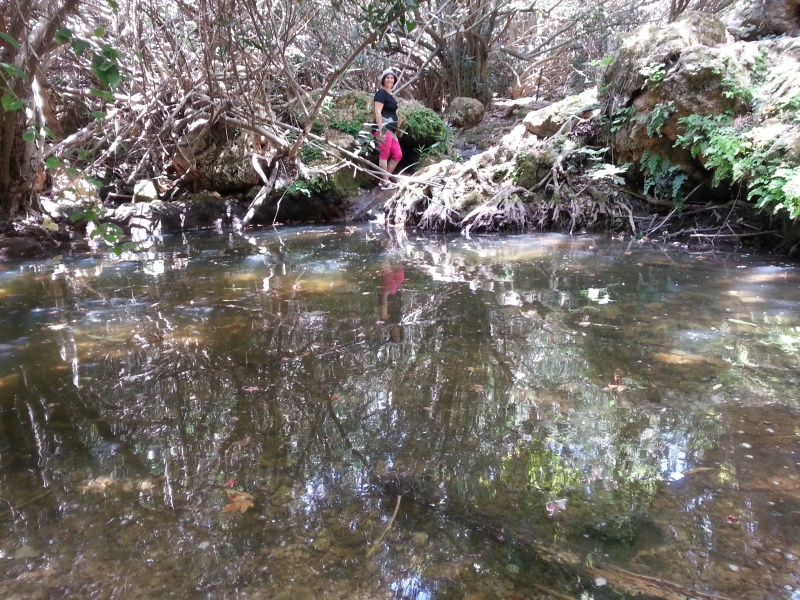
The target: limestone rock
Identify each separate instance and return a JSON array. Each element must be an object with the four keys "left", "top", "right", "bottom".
[
  {"left": 446, "top": 97, "right": 486, "bottom": 128},
  {"left": 600, "top": 12, "right": 746, "bottom": 172},
  {"left": 725, "top": 0, "right": 800, "bottom": 40},
  {"left": 601, "top": 11, "right": 731, "bottom": 113},
  {"left": 523, "top": 87, "right": 599, "bottom": 138}
]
